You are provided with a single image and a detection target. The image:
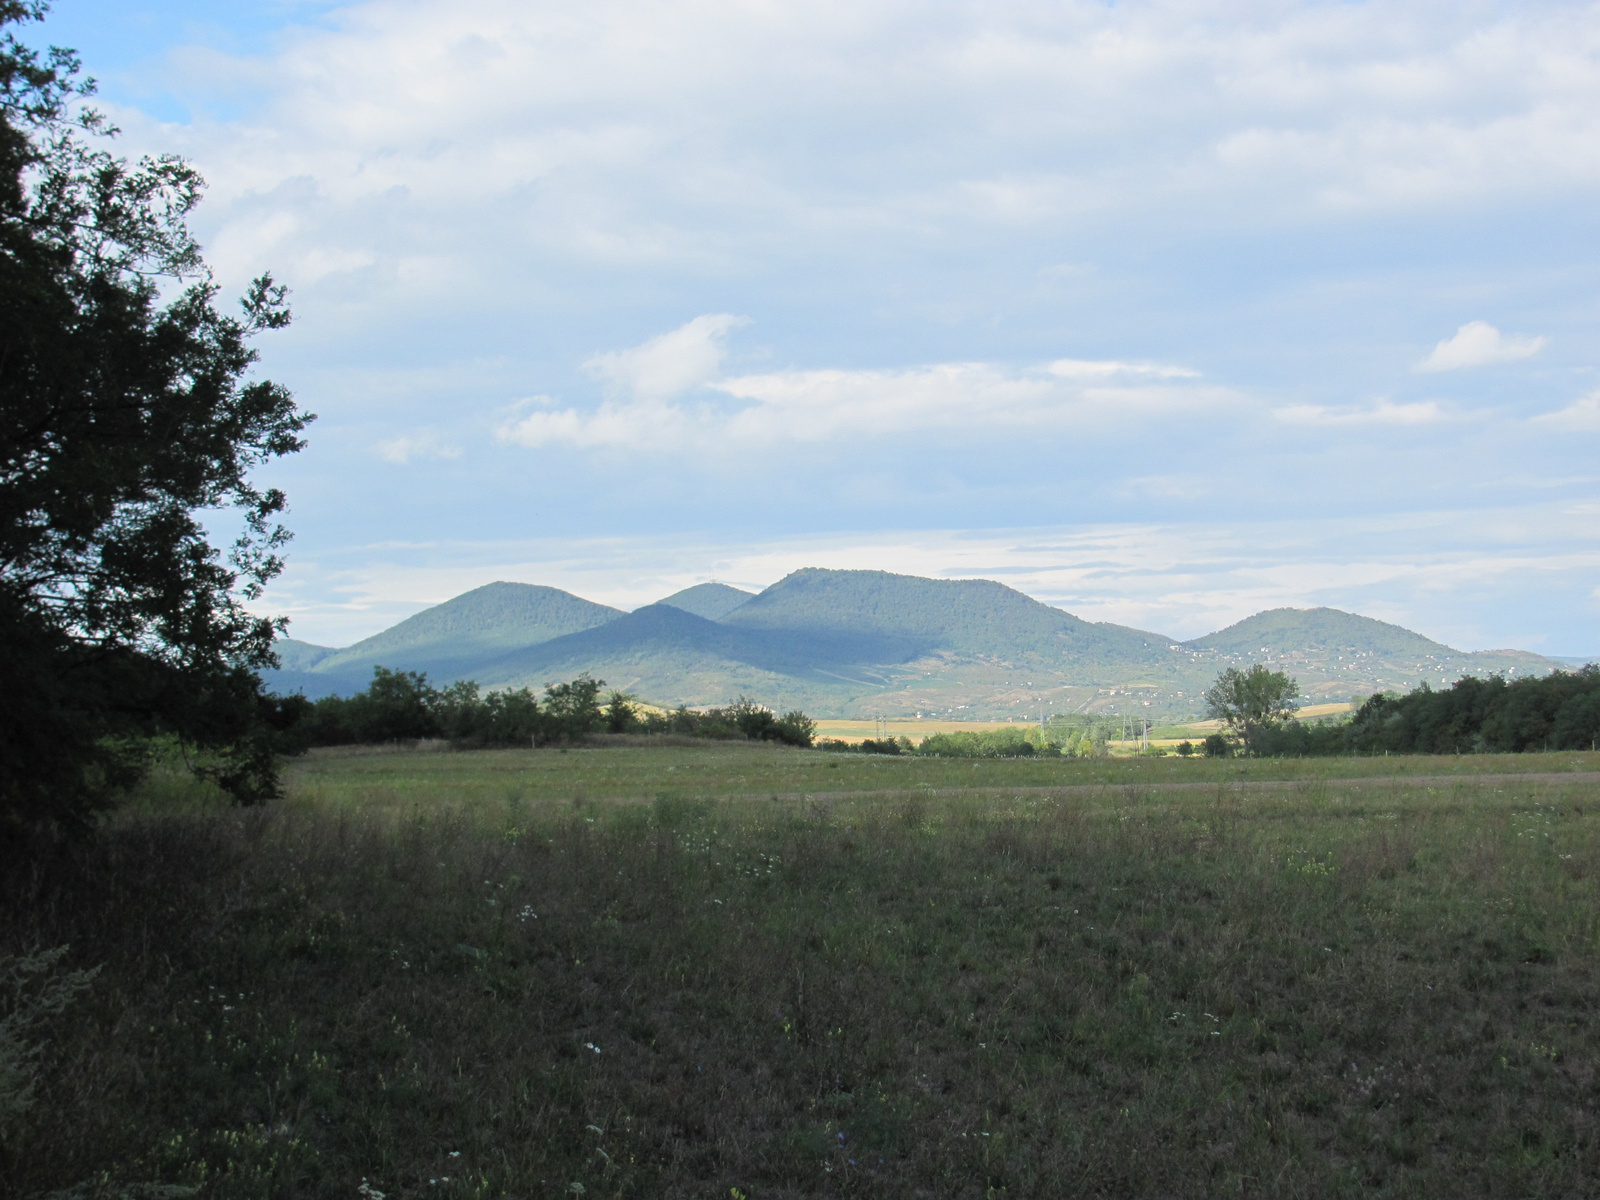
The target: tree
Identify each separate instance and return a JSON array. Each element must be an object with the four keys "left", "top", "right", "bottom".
[
  {"left": 0, "top": 3, "right": 312, "bottom": 848},
  {"left": 603, "top": 690, "right": 637, "bottom": 733},
  {"left": 540, "top": 675, "right": 605, "bottom": 742},
  {"left": 1204, "top": 664, "right": 1299, "bottom": 754}
]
